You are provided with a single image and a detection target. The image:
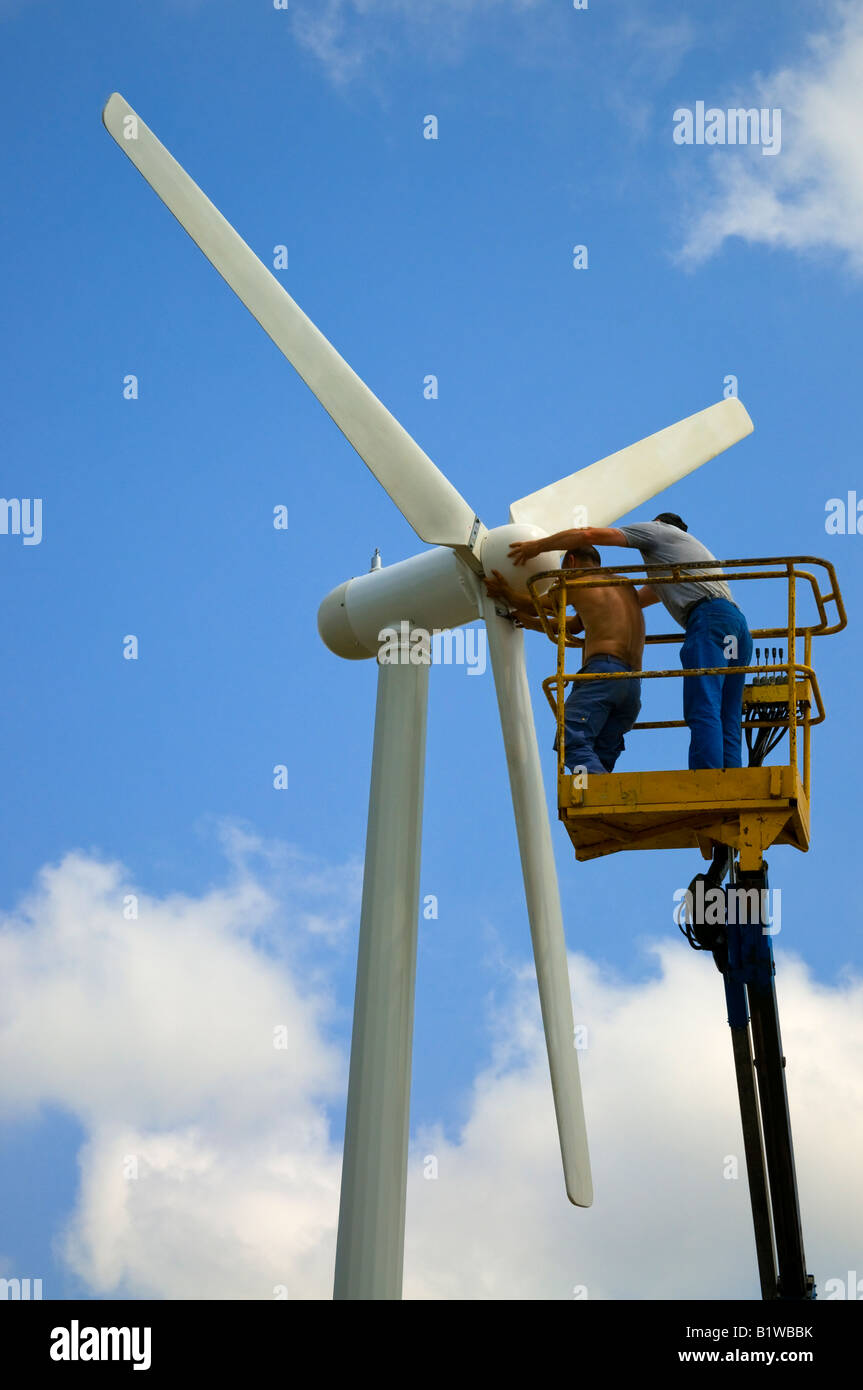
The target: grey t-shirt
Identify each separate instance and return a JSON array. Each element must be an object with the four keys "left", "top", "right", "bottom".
[{"left": 618, "top": 521, "right": 735, "bottom": 628}]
